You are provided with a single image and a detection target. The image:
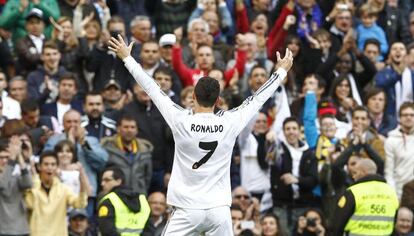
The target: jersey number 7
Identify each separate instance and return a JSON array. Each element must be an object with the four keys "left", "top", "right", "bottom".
[{"left": 192, "top": 141, "right": 218, "bottom": 169}]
